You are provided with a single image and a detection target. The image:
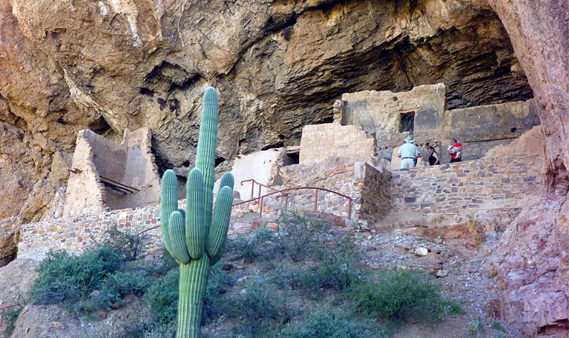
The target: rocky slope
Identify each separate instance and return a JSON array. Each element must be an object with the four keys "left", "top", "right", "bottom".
[{"left": 0, "top": 0, "right": 532, "bottom": 224}]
